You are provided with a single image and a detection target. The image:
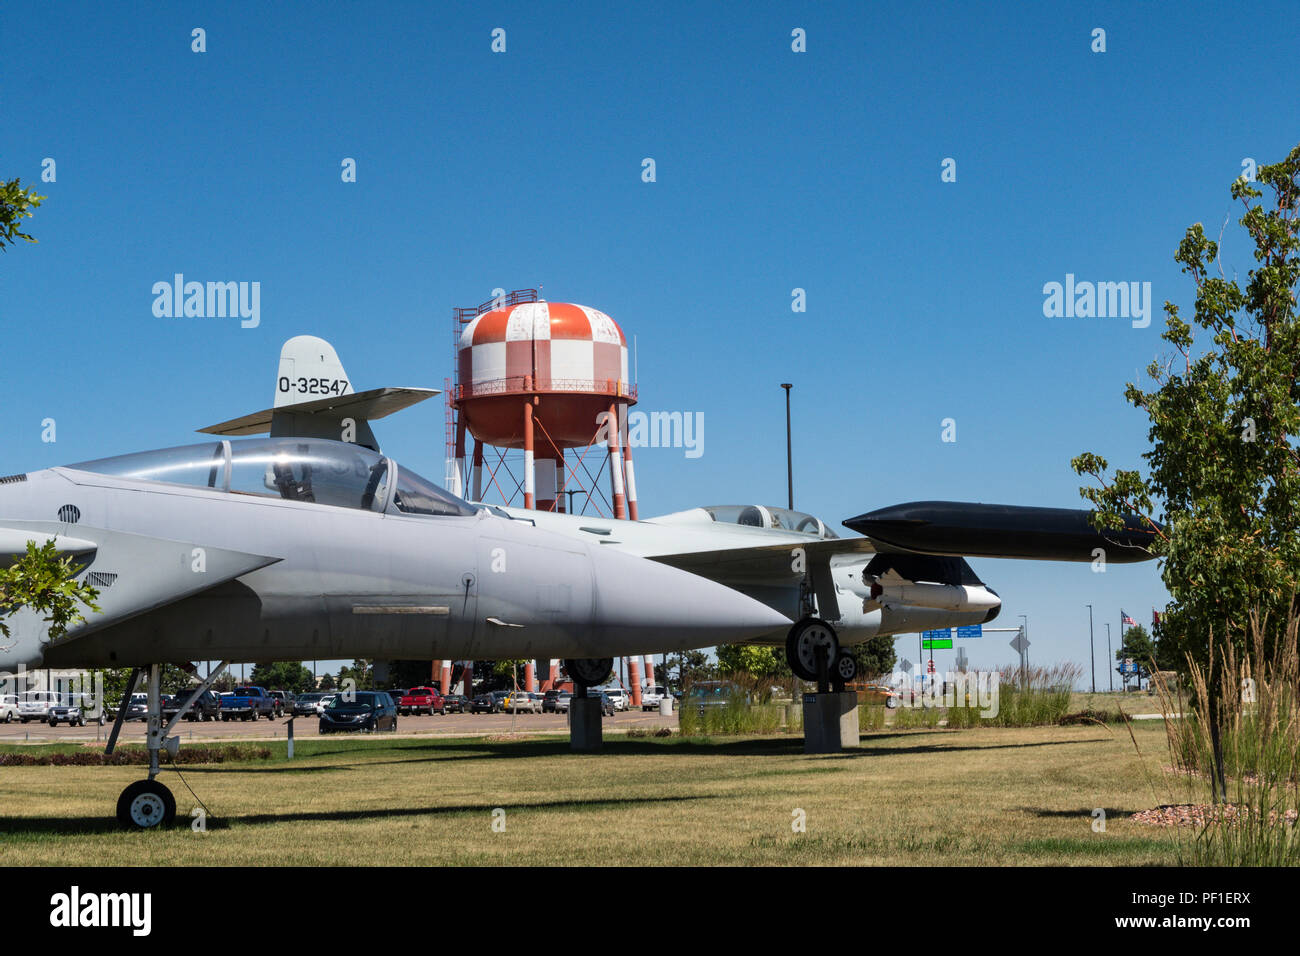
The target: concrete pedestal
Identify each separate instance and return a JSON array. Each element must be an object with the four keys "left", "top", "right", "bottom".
[
  {"left": 802, "top": 691, "right": 859, "bottom": 754},
  {"left": 568, "top": 696, "right": 603, "bottom": 752}
]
